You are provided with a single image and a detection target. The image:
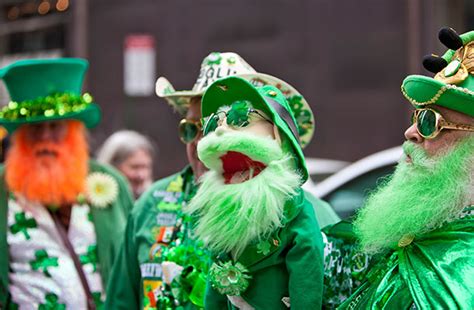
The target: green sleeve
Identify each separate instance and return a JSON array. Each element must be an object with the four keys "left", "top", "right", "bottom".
[
  {"left": 303, "top": 190, "right": 340, "bottom": 229},
  {"left": 104, "top": 214, "right": 141, "bottom": 309},
  {"left": 285, "top": 200, "right": 324, "bottom": 308}
]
